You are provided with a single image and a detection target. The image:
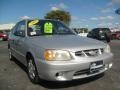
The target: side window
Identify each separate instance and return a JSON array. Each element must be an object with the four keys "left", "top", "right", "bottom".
[
  {"left": 14, "top": 21, "right": 25, "bottom": 37},
  {"left": 93, "top": 30, "right": 99, "bottom": 37},
  {"left": 17, "top": 24, "right": 25, "bottom": 31},
  {"left": 89, "top": 30, "right": 97, "bottom": 38},
  {"left": 11, "top": 25, "right": 18, "bottom": 34}
]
